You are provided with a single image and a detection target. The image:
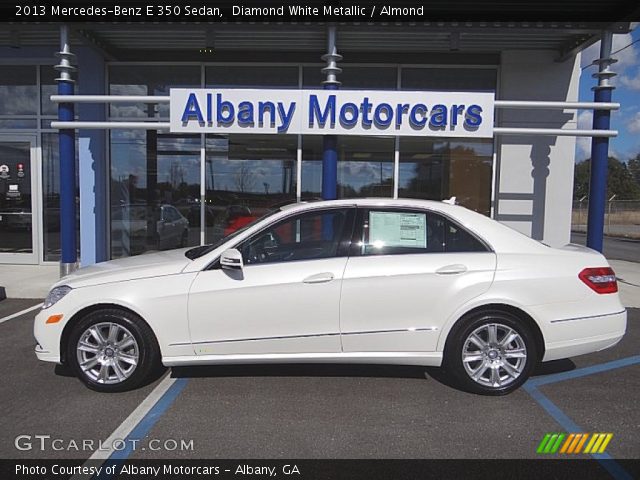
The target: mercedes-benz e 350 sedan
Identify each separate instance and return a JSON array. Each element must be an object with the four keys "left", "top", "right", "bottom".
[{"left": 34, "top": 199, "right": 626, "bottom": 395}]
